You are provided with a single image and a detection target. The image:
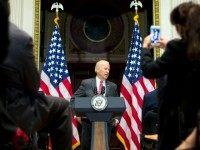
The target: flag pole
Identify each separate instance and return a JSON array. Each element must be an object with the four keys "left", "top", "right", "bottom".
[
  {"left": 130, "top": 0, "right": 143, "bottom": 24},
  {"left": 51, "top": 2, "right": 64, "bottom": 27},
  {"left": 45, "top": 4, "right": 64, "bottom": 150}
]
